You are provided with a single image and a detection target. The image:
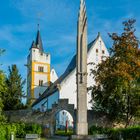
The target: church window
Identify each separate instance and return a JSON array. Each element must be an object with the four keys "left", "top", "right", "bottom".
[
  {"left": 39, "top": 80, "right": 43, "bottom": 86},
  {"left": 96, "top": 49, "right": 98, "bottom": 53},
  {"left": 102, "top": 50, "right": 105, "bottom": 54},
  {"left": 38, "top": 66, "right": 44, "bottom": 72}
]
